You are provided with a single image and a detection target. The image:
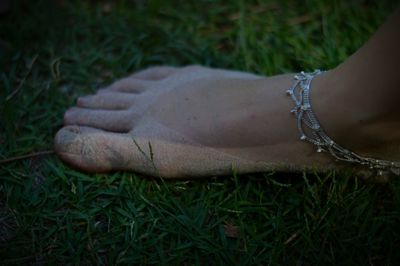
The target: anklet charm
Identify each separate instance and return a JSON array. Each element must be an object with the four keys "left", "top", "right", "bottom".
[{"left": 287, "top": 70, "right": 400, "bottom": 177}]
